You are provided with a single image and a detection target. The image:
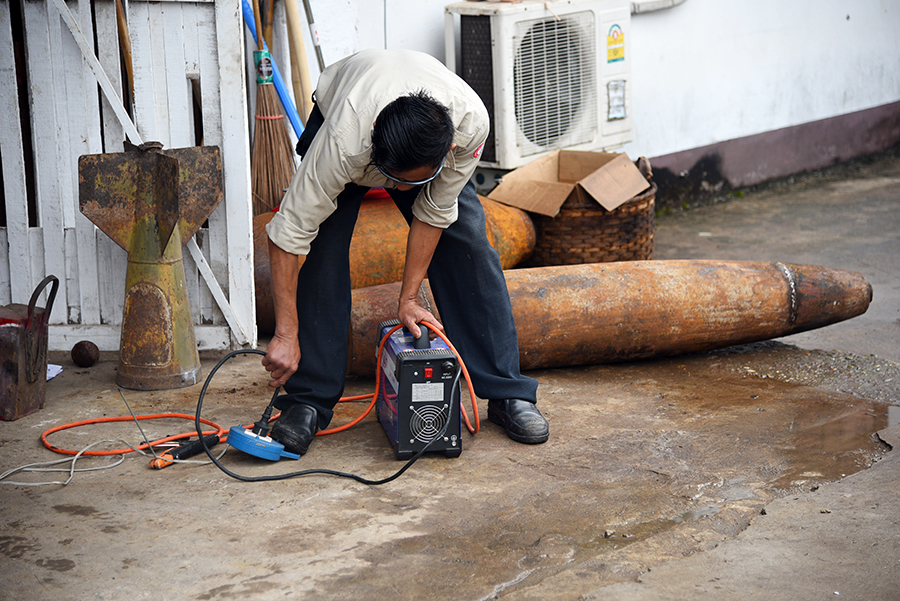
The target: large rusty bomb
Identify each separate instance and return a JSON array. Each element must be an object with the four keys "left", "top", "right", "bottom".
[{"left": 71, "top": 340, "right": 100, "bottom": 367}]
